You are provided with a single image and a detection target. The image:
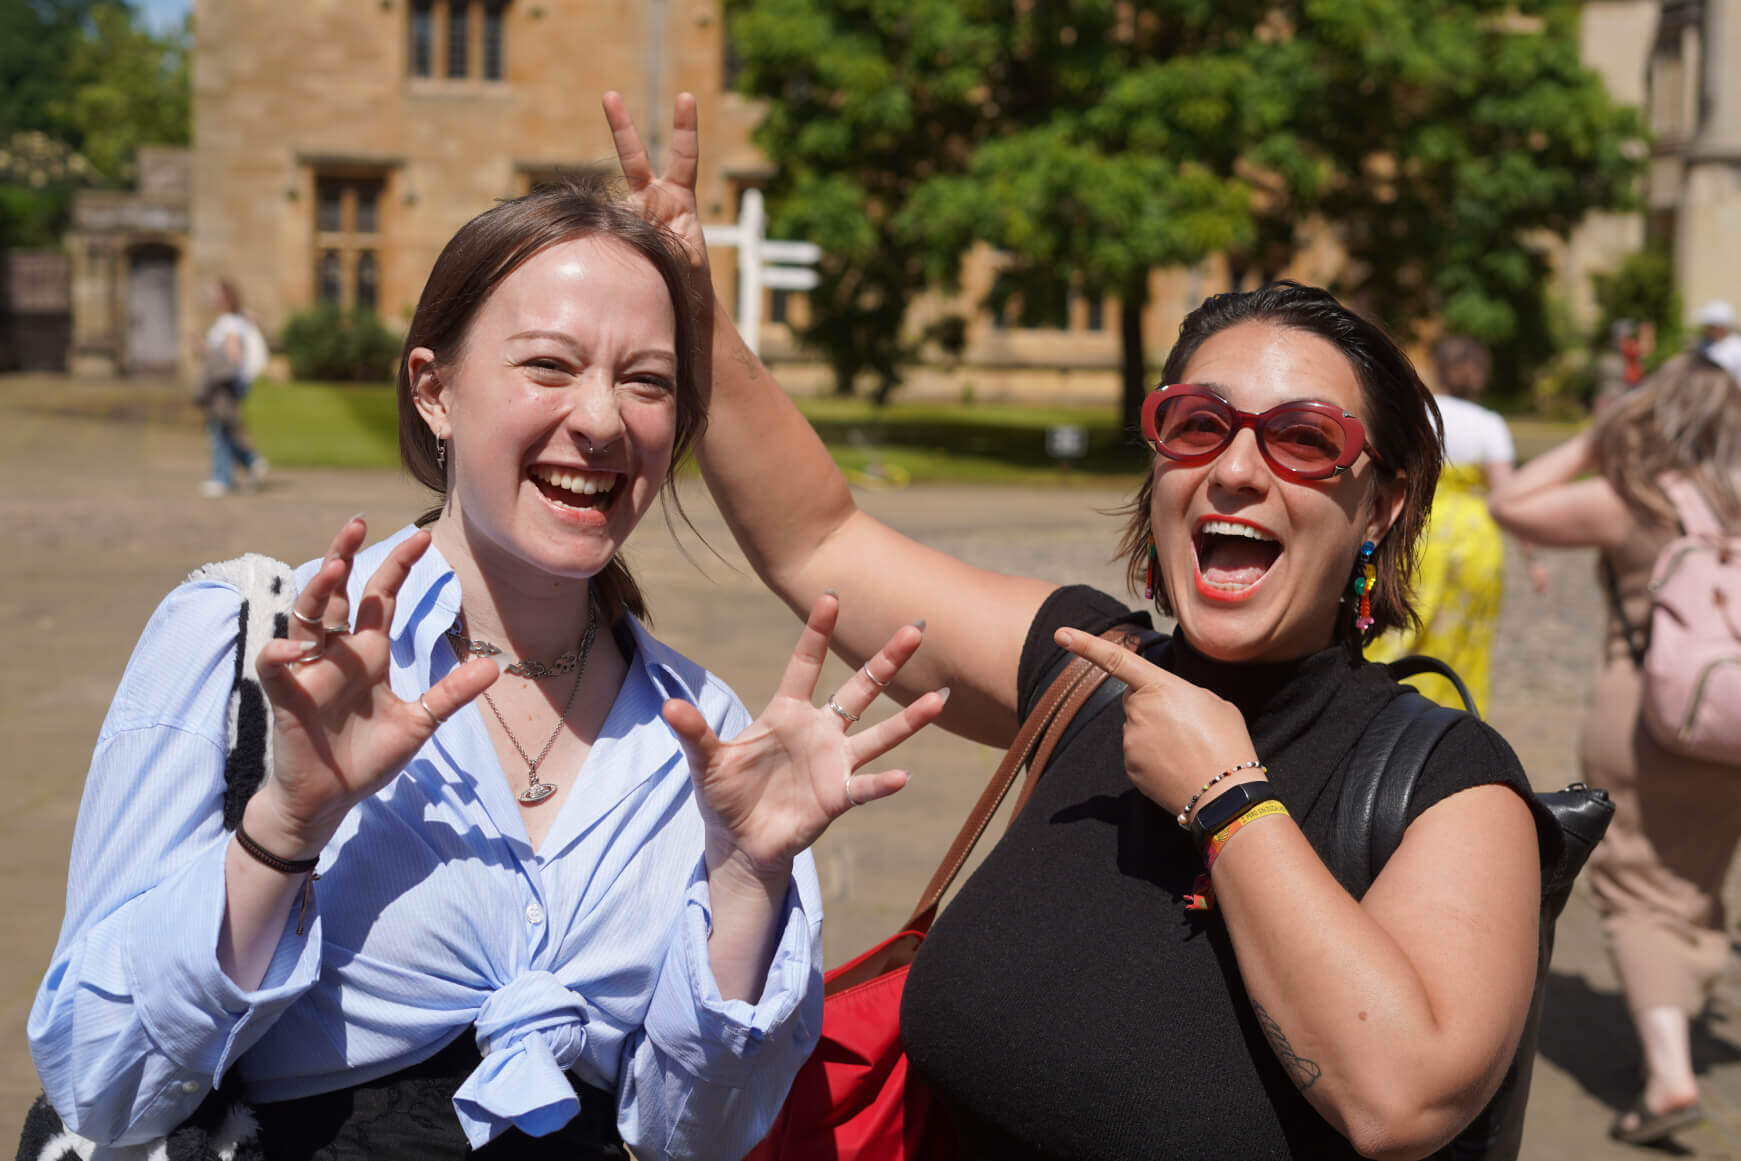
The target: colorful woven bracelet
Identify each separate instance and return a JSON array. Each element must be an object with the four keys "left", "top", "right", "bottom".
[{"left": 1203, "top": 798, "right": 1291, "bottom": 869}]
